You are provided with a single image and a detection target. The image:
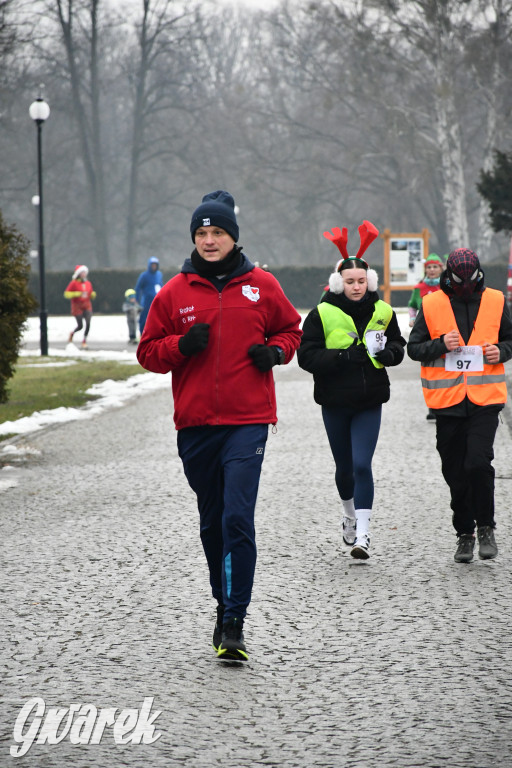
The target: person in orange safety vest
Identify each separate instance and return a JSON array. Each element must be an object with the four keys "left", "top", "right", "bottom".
[{"left": 408, "top": 248, "right": 512, "bottom": 564}]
